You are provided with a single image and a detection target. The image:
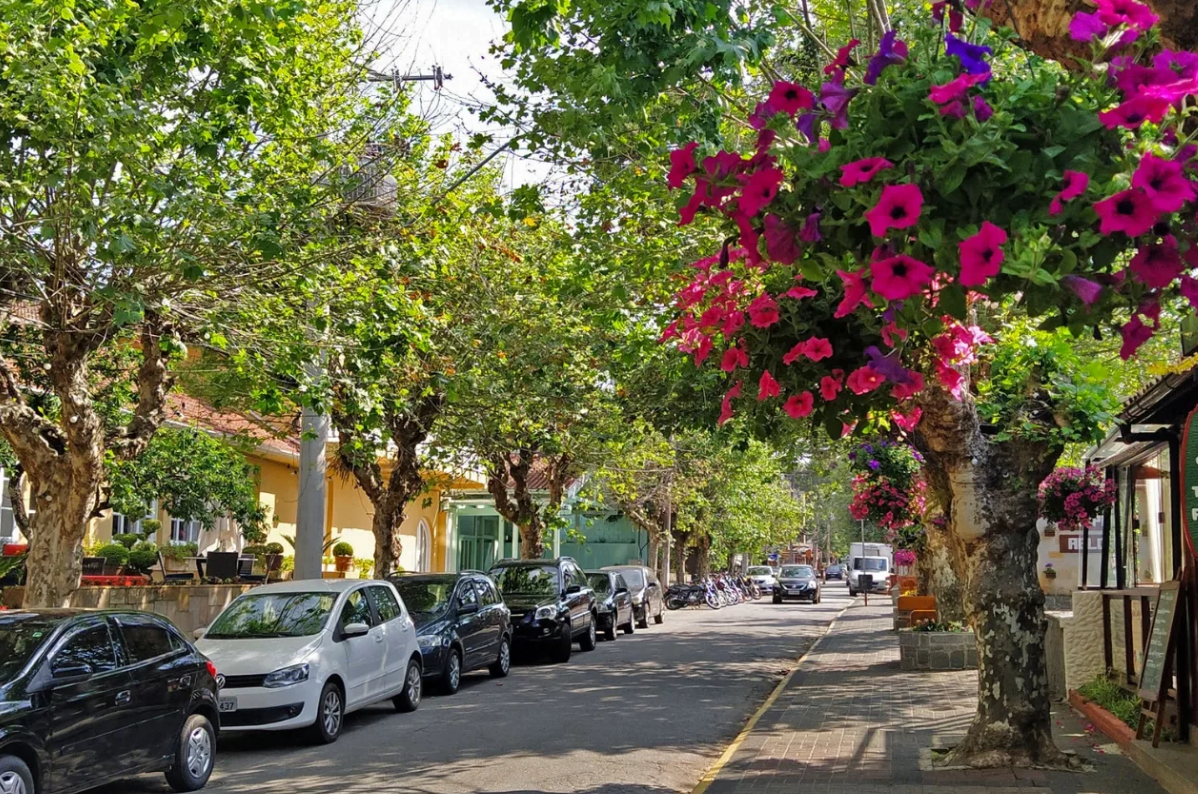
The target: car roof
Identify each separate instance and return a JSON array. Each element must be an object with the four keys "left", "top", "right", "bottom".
[
  {"left": 234, "top": 579, "right": 378, "bottom": 595},
  {"left": 585, "top": 570, "right": 616, "bottom": 577},
  {"left": 601, "top": 565, "right": 646, "bottom": 572},
  {"left": 491, "top": 558, "right": 571, "bottom": 568}
]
